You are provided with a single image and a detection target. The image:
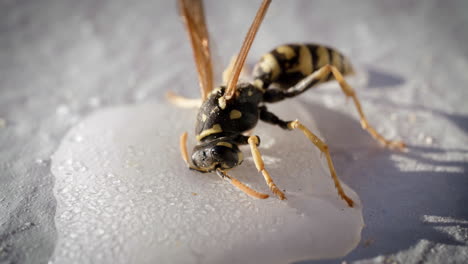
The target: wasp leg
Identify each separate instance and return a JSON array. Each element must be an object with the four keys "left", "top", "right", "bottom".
[
  {"left": 259, "top": 107, "right": 354, "bottom": 207},
  {"left": 166, "top": 91, "right": 202, "bottom": 108},
  {"left": 264, "top": 64, "right": 405, "bottom": 150},
  {"left": 288, "top": 120, "right": 354, "bottom": 207},
  {"left": 259, "top": 106, "right": 289, "bottom": 129},
  {"left": 325, "top": 65, "right": 405, "bottom": 150},
  {"left": 262, "top": 64, "right": 331, "bottom": 103},
  {"left": 247, "top": 135, "right": 286, "bottom": 200}
]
